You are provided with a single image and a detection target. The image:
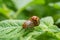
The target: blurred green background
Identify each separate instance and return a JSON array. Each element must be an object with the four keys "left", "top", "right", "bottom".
[{"left": 0, "top": 0, "right": 60, "bottom": 26}]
